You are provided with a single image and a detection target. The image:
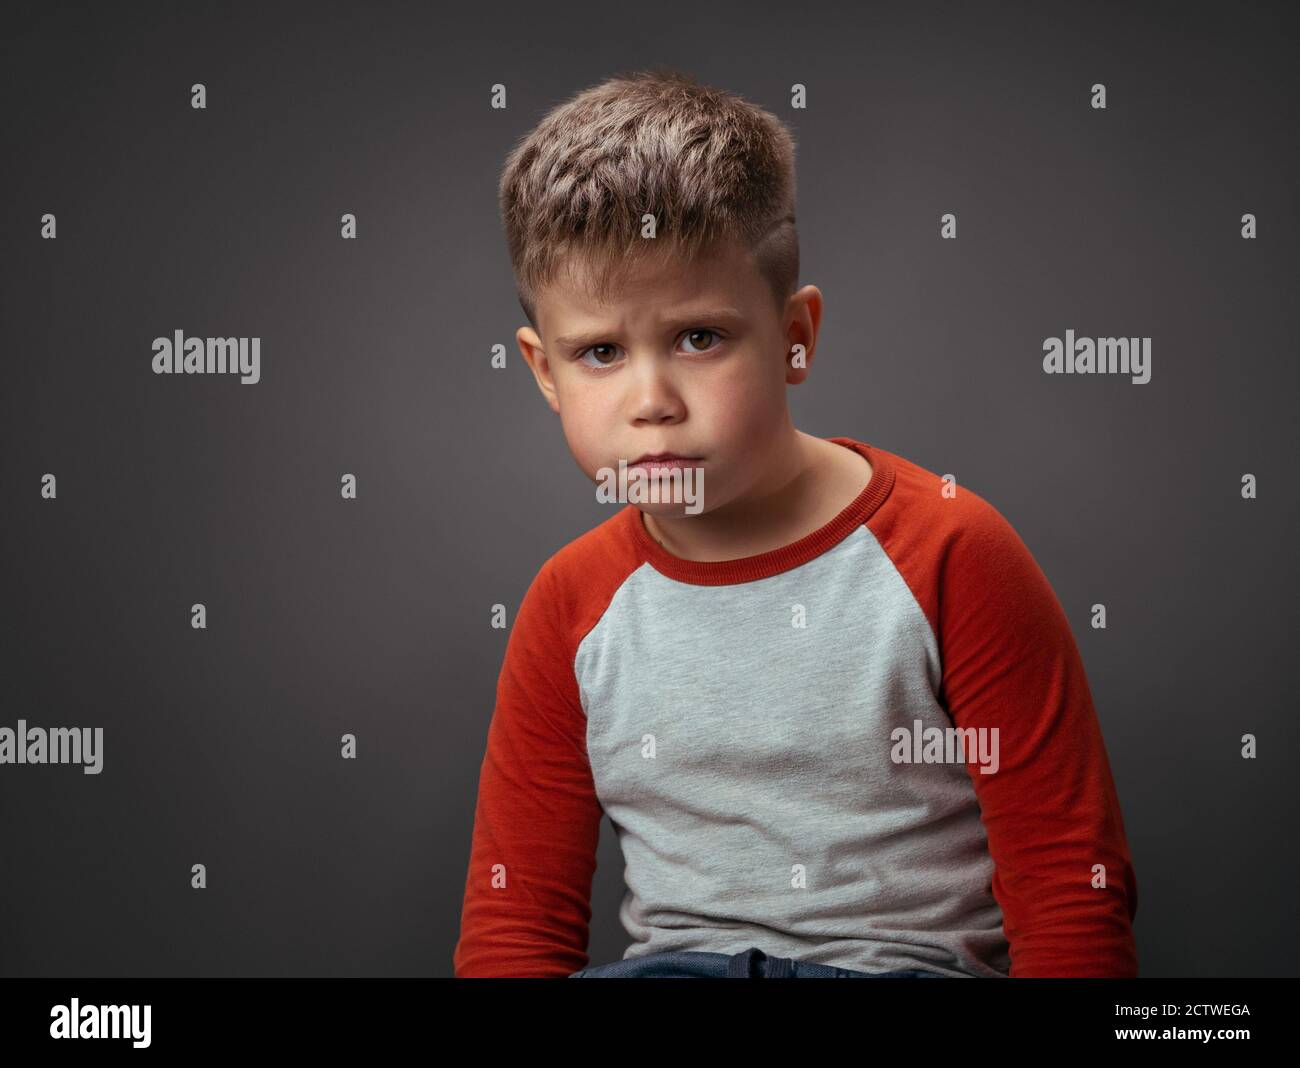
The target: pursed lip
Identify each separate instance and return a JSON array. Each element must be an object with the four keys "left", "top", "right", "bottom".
[{"left": 629, "top": 452, "right": 702, "bottom": 465}]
